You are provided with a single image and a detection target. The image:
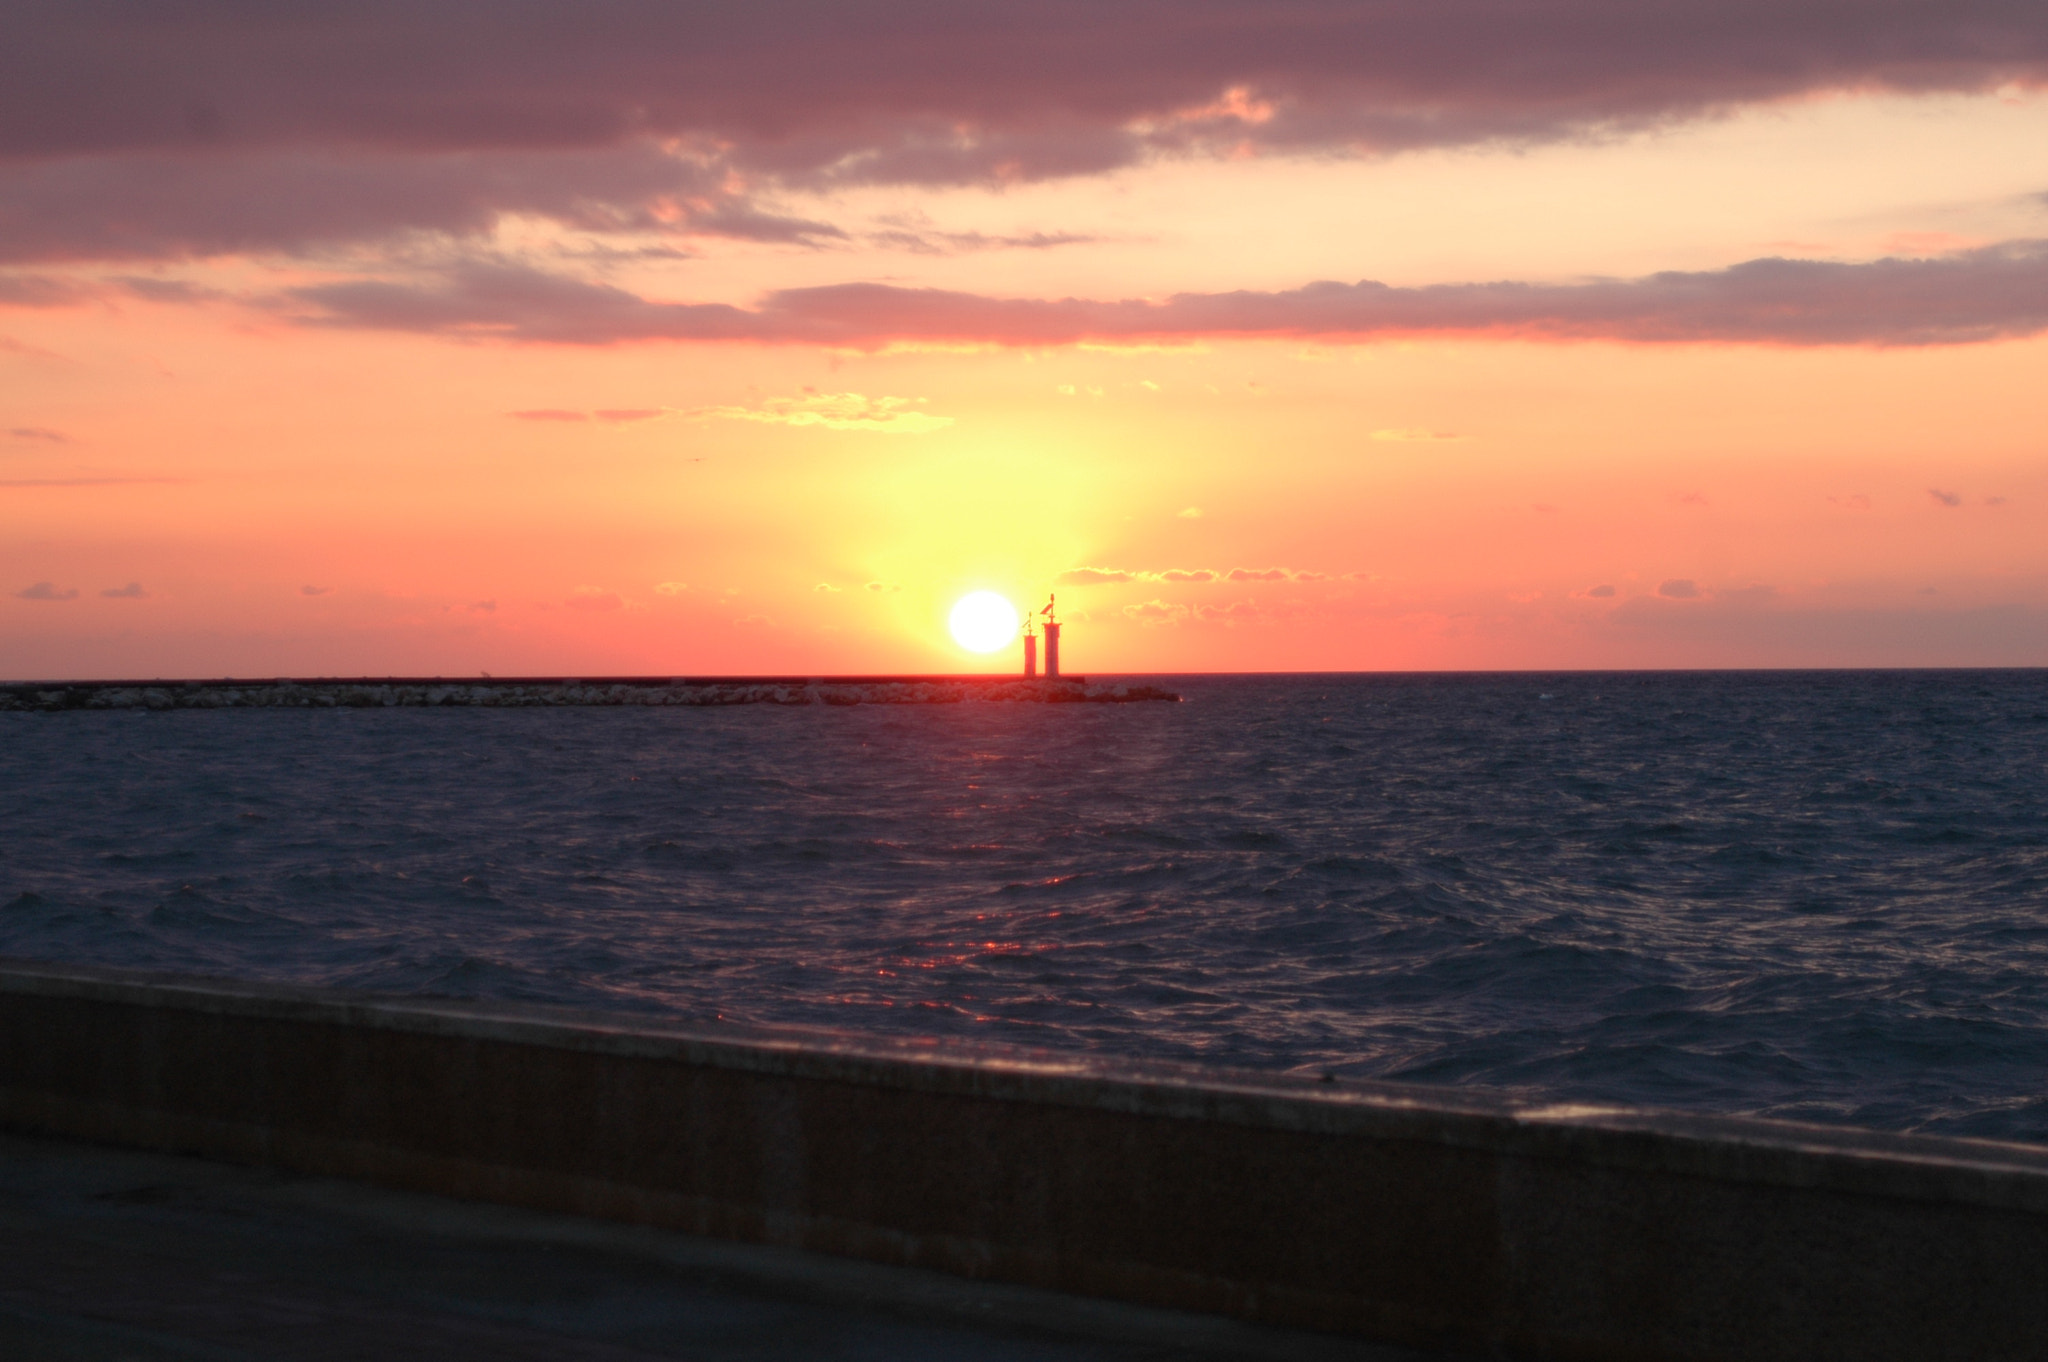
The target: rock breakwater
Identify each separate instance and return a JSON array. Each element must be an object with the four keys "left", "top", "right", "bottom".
[{"left": 1, "top": 676, "right": 1181, "bottom": 710}]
